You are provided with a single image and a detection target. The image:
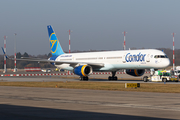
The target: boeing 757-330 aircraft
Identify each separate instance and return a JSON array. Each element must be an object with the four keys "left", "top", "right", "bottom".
[{"left": 2, "top": 25, "right": 170, "bottom": 81}]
